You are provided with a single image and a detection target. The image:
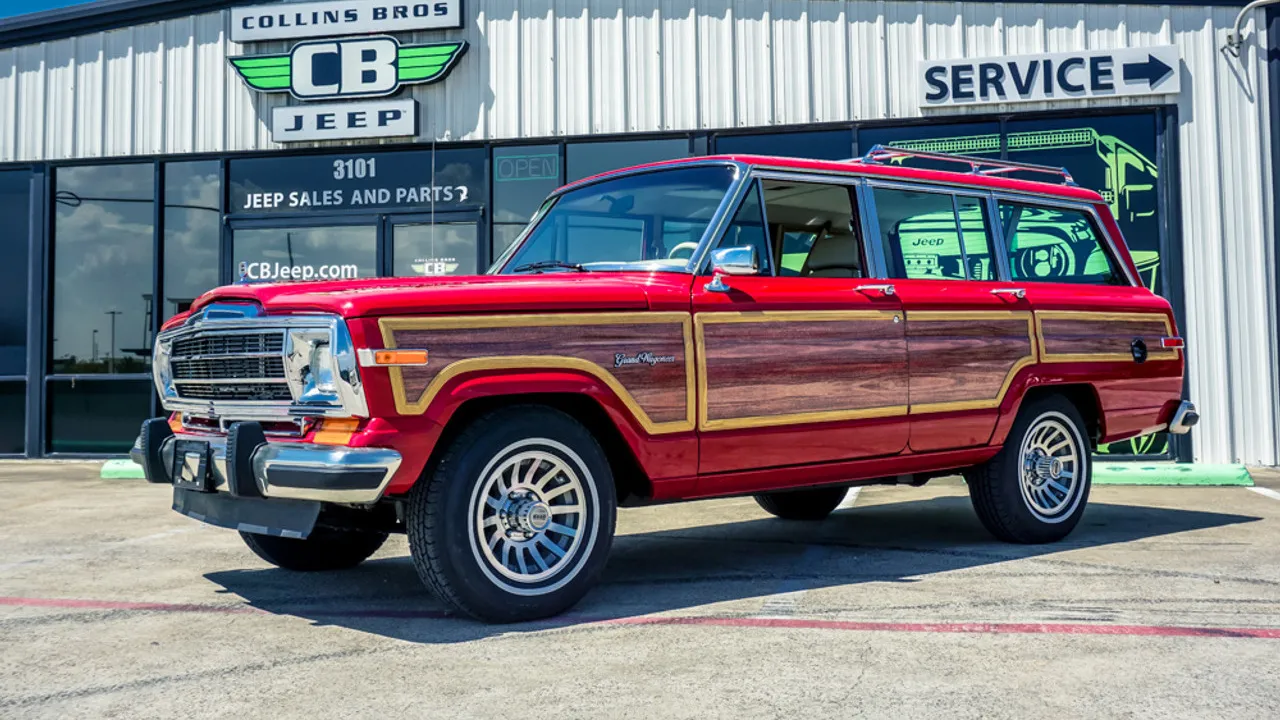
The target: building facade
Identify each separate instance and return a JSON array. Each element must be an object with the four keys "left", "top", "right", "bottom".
[{"left": 0, "top": 0, "right": 1275, "bottom": 465}]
